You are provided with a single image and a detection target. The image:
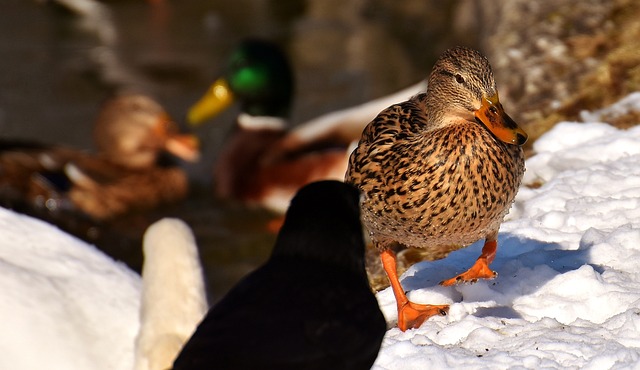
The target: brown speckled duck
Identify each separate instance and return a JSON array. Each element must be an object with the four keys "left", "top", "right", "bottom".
[
  {"left": 346, "top": 46, "right": 528, "bottom": 331},
  {"left": 67, "top": 94, "right": 199, "bottom": 219},
  {"left": 0, "top": 94, "right": 199, "bottom": 220}
]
